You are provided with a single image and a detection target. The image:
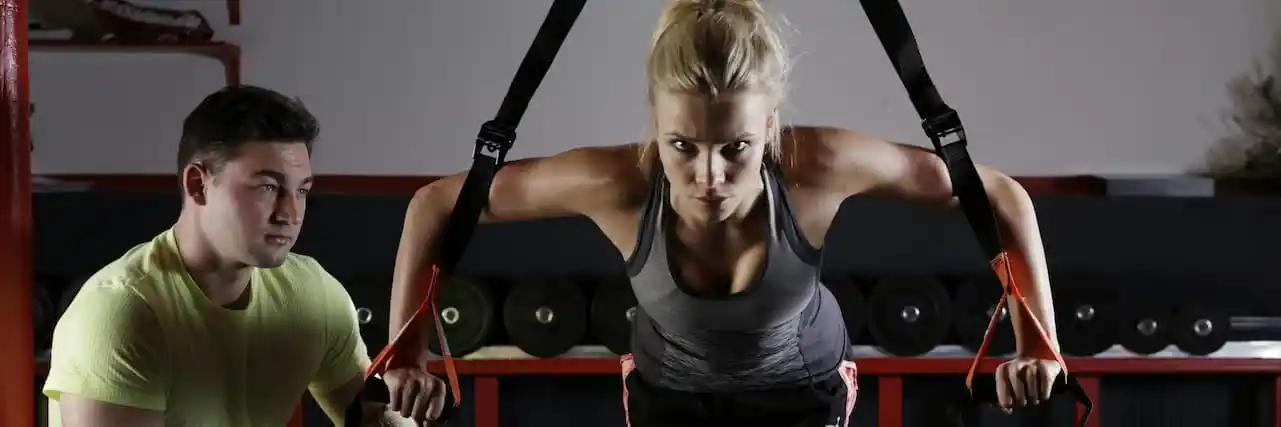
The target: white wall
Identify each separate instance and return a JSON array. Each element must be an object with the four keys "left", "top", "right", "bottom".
[{"left": 29, "top": 0, "right": 1281, "bottom": 176}]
